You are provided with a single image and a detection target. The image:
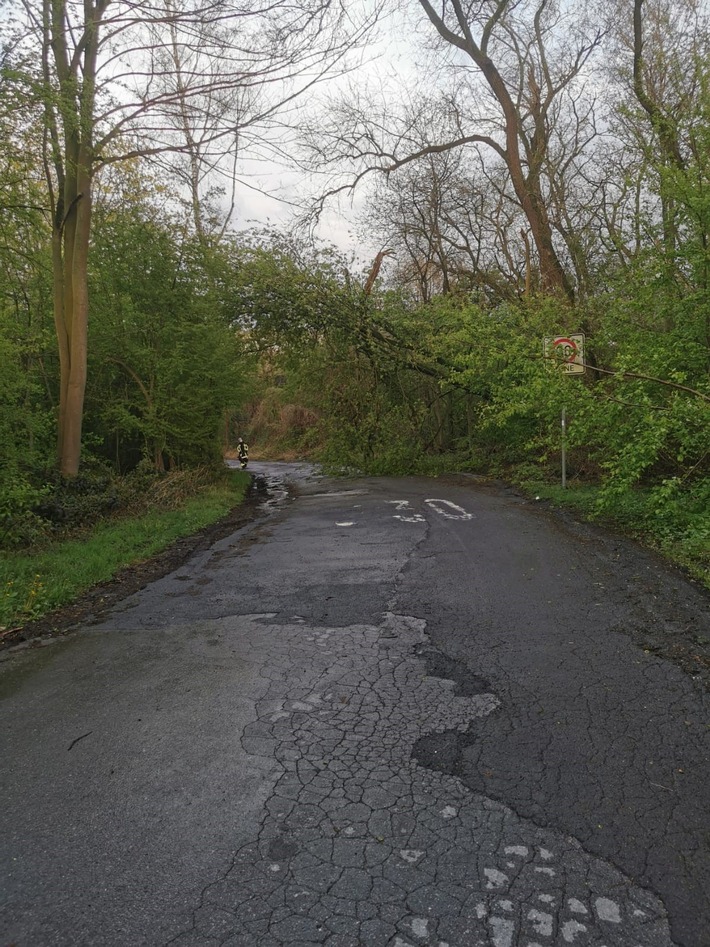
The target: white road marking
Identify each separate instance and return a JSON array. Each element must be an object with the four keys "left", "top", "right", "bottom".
[
  {"left": 388, "top": 501, "right": 426, "bottom": 523},
  {"left": 389, "top": 498, "right": 473, "bottom": 523},
  {"left": 425, "top": 498, "right": 474, "bottom": 520},
  {"left": 335, "top": 521, "right": 355, "bottom": 527}
]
